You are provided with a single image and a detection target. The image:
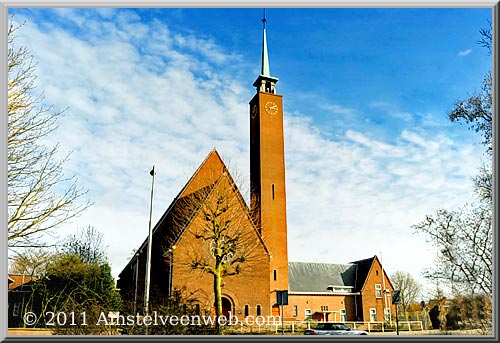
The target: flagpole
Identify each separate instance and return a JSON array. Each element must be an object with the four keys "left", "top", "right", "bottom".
[{"left": 144, "top": 165, "right": 155, "bottom": 334}]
